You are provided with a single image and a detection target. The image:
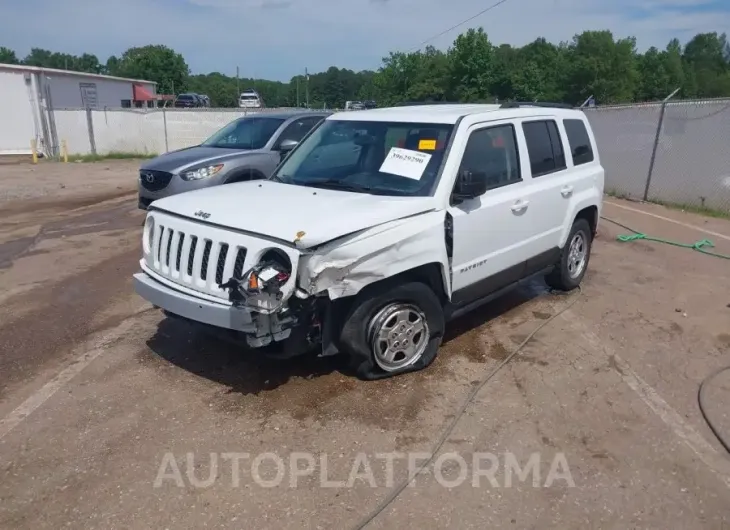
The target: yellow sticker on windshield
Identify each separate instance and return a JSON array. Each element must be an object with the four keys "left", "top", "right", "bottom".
[{"left": 418, "top": 139, "right": 437, "bottom": 150}]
